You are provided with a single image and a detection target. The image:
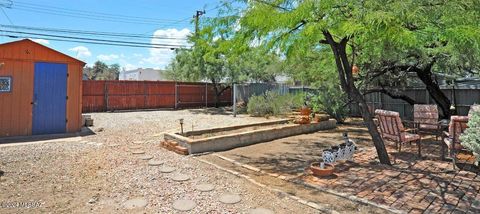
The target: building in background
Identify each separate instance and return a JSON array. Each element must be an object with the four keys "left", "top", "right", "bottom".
[{"left": 119, "top": 68, "right": 166, "bottom": 81}]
